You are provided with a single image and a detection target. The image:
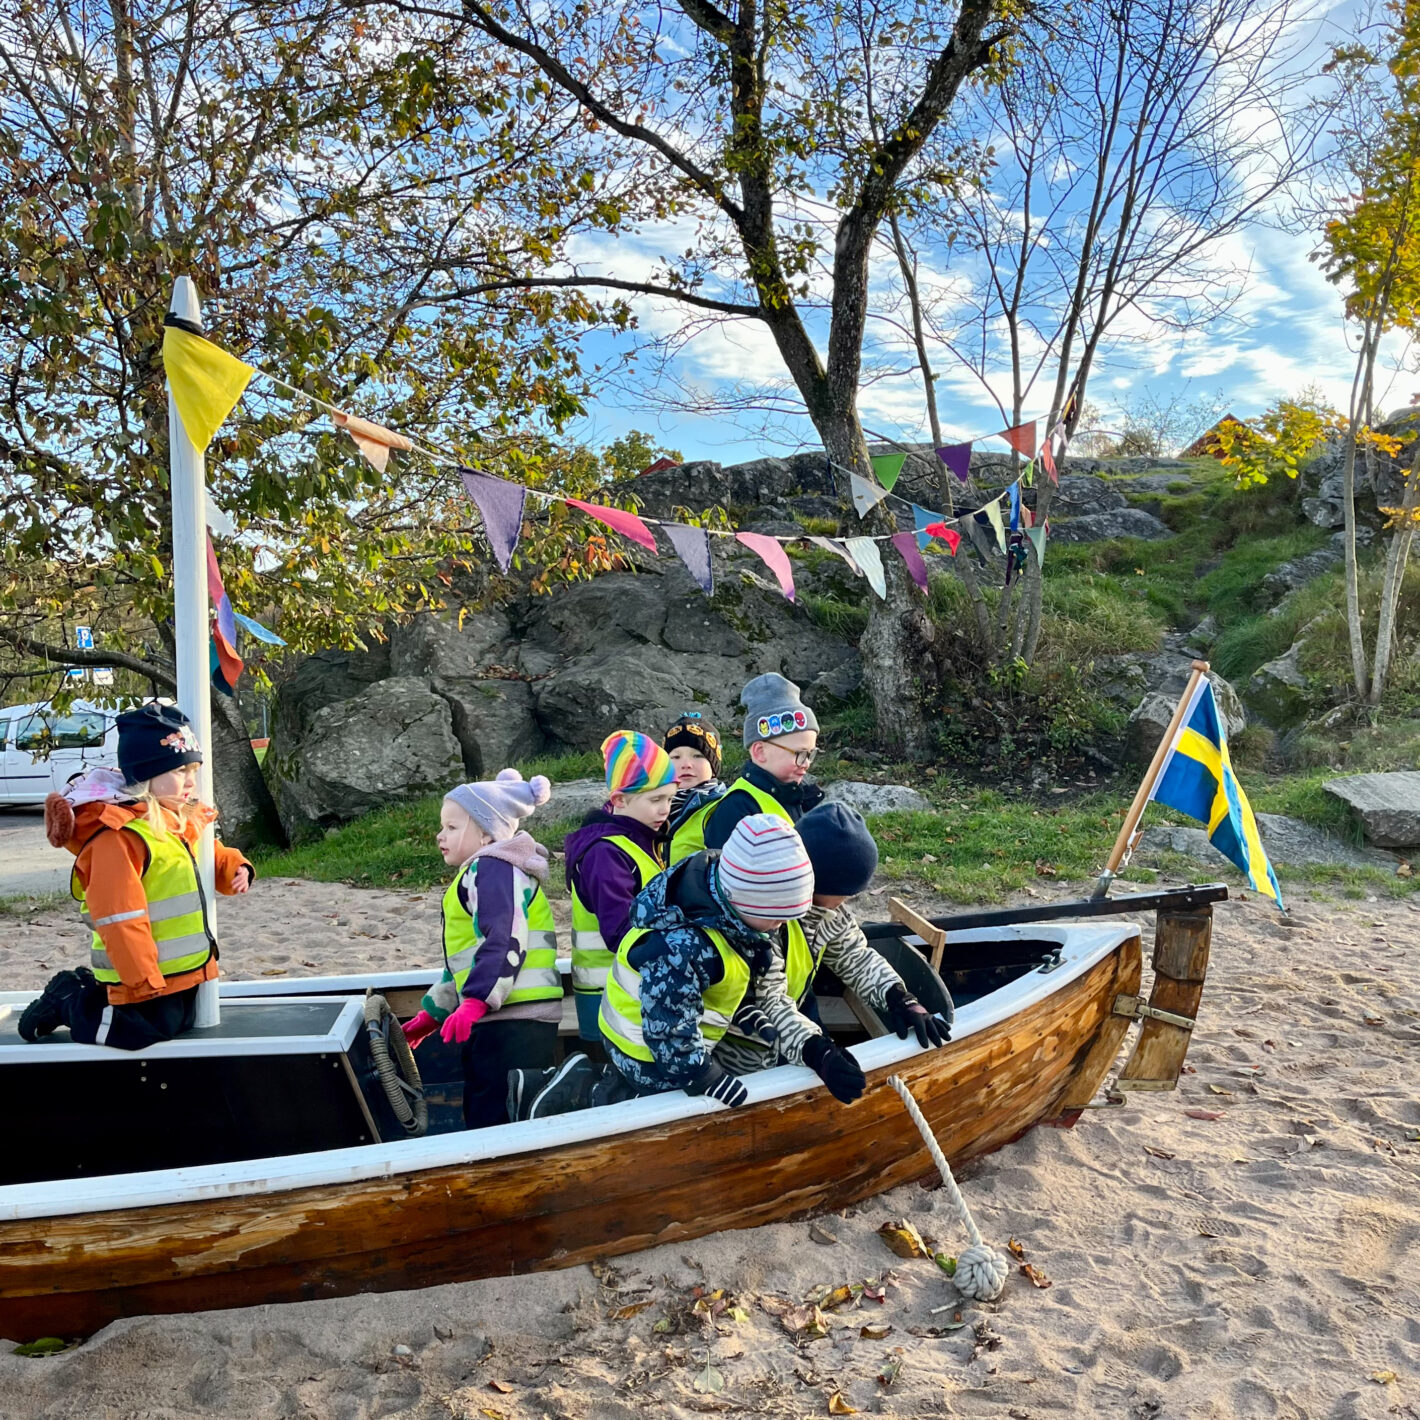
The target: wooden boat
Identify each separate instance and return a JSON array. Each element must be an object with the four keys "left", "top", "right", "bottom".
[{"left": 0, "top": 885, "right": 1222, "bottom": 1341}]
